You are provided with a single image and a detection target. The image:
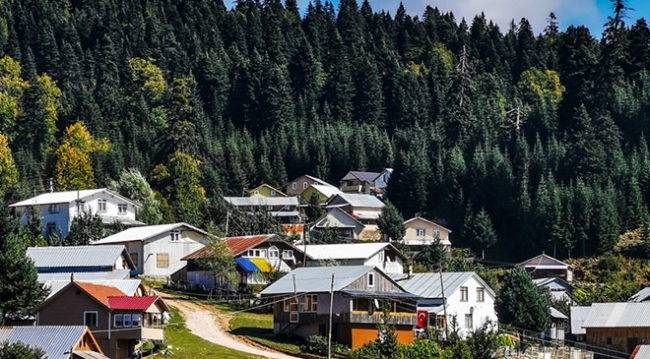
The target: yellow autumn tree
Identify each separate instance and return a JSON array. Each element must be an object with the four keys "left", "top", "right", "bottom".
[
  {"left": 37, "top": 74, "right": 63, "bottom": 147},
  {"left": 129, "top": 57, "right": 166, "bottom": 103},
  {"left": 518, "top": 68, "right": 565, "bottom": 107},
  {"left": 53, "top": 123, "right": 111, "bottom": 191},
  {"left": 0, "top": 56, "right": 29, "bottom": 134},
  {"left": 0, "top": 133, "right": 18, "bottom": 192}
]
